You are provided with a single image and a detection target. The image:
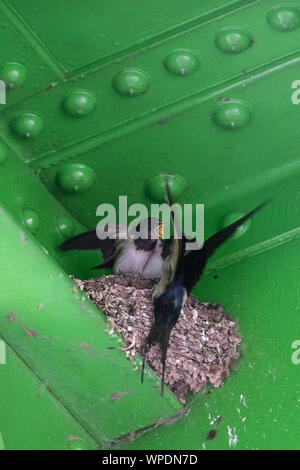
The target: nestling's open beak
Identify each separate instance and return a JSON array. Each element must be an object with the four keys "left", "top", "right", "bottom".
[{"left": 155, "top": 224, "right": 164, "bottom": 239}]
